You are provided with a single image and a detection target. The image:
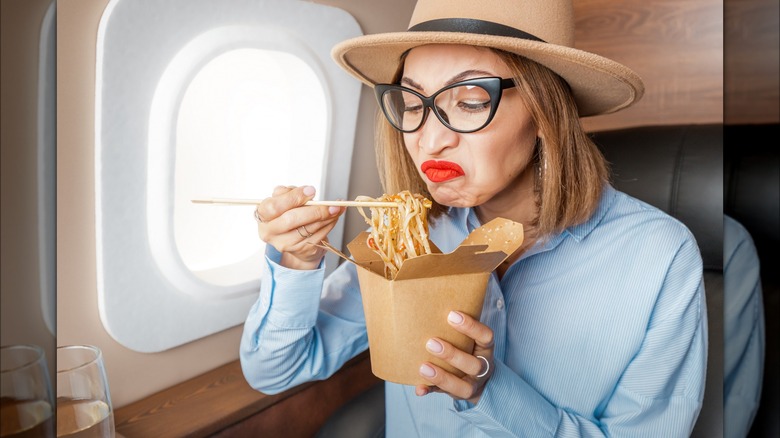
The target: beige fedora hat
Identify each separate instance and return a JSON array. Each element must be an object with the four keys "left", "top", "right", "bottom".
[{"left": 332, "top": 0, "right": 644, "bottom": 117}]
